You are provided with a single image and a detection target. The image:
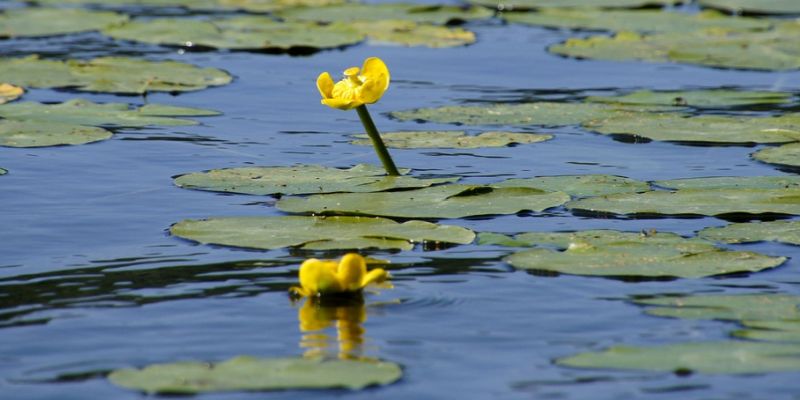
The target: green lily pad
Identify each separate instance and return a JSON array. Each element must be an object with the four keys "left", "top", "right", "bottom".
[
  {"left": 753, "top": 143, "right": 800, "bottom": 169},
  {"left": 467, "top": 0, "right": 679, "bottom": 10},
  {"left": 108, "top": 356, "right": 402, "bottom": 394},
  {"left": 174, "top": 164, "right": 456, "bottom": 195},
  {"left": 391, "top": 102, "right": 676, "bottom": 127},
  {"left": 636, "top": 294, "right": 800, "bottom": 321},
  {"left": 494, "top": 175, "right": 650, "bottom": 197},
  {"left": 557, "top": 341, "right": 800, "bottom": 374},
  {"left": 699, "top": 220, "right": 800, "bottom": 245},
  {"left": 587, "top": 89, "right": 792, "bottom": 107},
  {"left": 350, "top": 20, "right": 476, "bottom": 48},
  {"left": 0, "top": 8, "right": 127, "bottom": 38},
  {"left": 584, "top": 113, "right": 800, "bottom": 144},
  {"left": 277, "top": 184, "right": 571, "bottom": 219},
  {"left": 480, "top": 229, "right": 704, "bottom": 247},
  {"left": 33, "top": 0, "right": 348, "bottom": 13},
  {"left": 0, "top": 168, "right": 7, "bottom": 175},
  {"left": 0, "top": 120, "right": 112, "bottom": 148},
  {"left": 734, "top": 320, "right": 800, "bottom": 343},
  {"left": 278, "top": 3, "right": 493, "bottom": 24},
  {"left": 171, "top": 215, "right": 476, "bottom": 251},
  {"left": 104, "top": 17, "right": 363, "bottom": 51},
  {"left": 350, "top": 131, "right": 552, "bottom": 149},
  {"left": 699, "top": 0, "right": 800, "bottom": 14},
  {"left": 0, "top": 56, "right": 232, "bottom": 94},
  {"left": 551, "top": 23, "right": 800, "bottom": 71},
  {"left": 504, "top": 9, "right": 769, "bottom": 34},
  {"left": 504, "top": 230, "right": 782, "bottom": 278},
  {"left": 566, "top": 188, "right": 800, "bottom": 217},
  {"left": 655, "top": 176, "right": 800, "bottom": 190}
]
